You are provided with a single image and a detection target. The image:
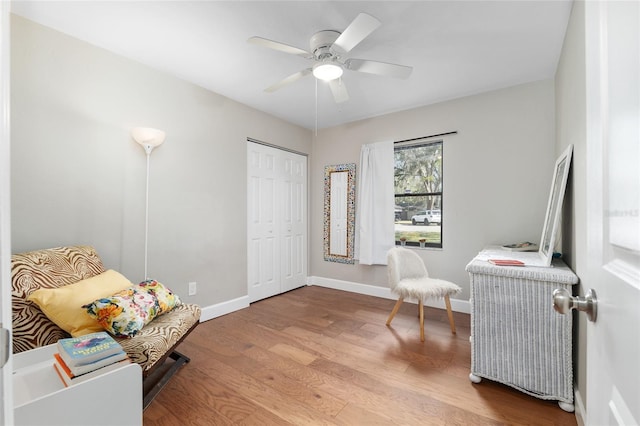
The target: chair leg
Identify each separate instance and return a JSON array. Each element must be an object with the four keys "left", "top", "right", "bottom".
[
  {"left": 386, "top": 298, "right": 404, "bottom": 326},
  {"left": 419, "top": 299, "right": 425, "bottom": 342},
  {"left": 444, "top": 294, "right": 456, "bottom": 334}
]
